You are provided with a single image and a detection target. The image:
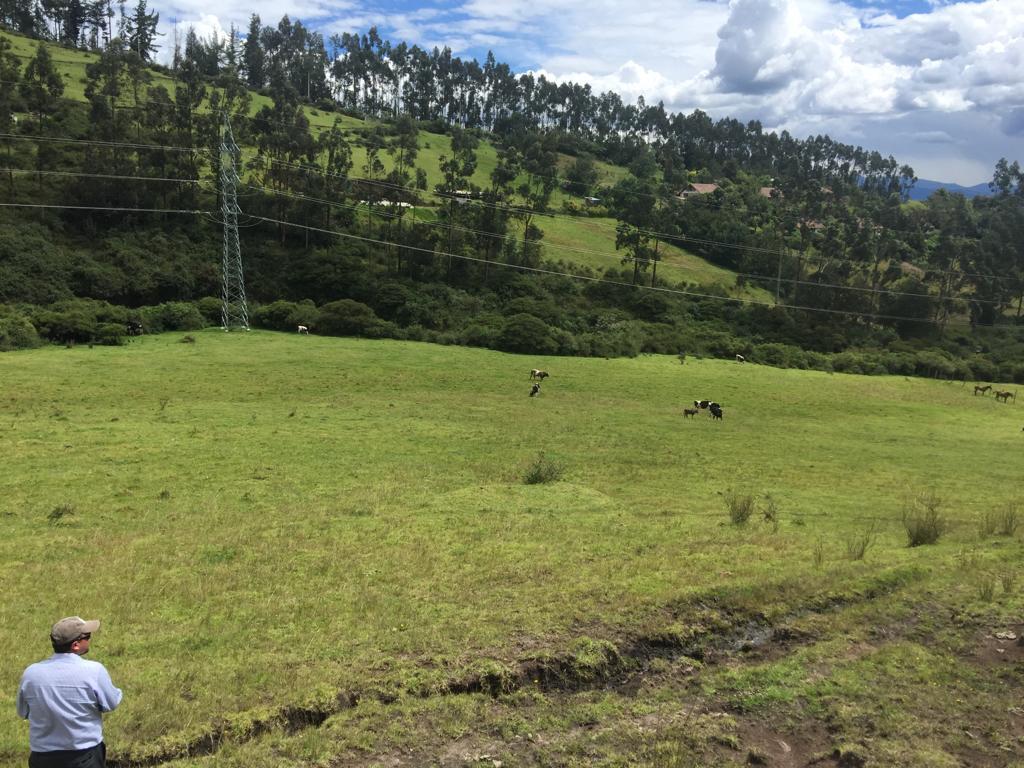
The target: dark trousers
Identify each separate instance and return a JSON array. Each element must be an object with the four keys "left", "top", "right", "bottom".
[{"left": 29, "top": 742, "right": 105, "bottom": 768}]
